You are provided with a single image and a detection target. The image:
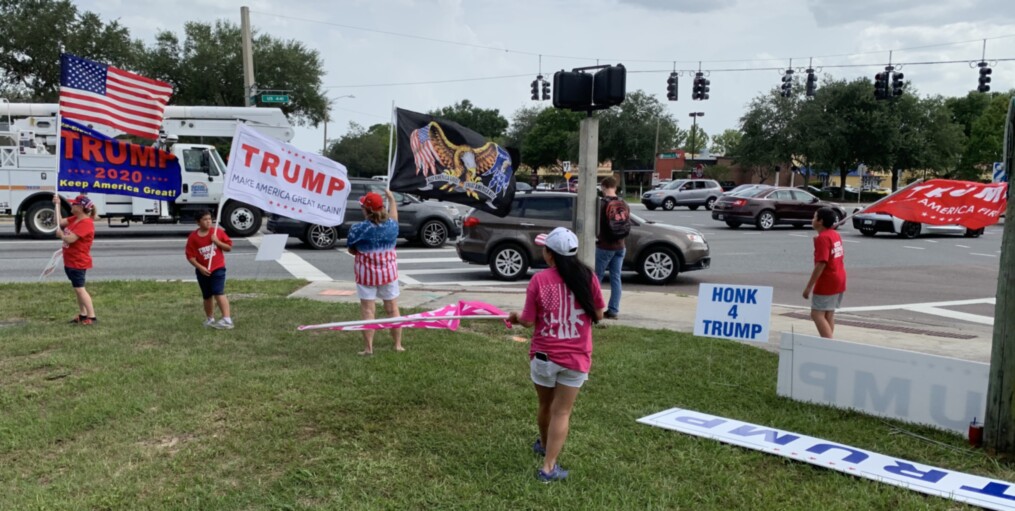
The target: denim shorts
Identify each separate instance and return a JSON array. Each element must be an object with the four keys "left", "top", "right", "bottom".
[
  {"left": 196, "top": 268, "right": 227, "bottom": 299},
  {"left": 530, "top": 356, "right": 588, "bottom": 388},
  {"left": 64, "top": 267, "right": 87, "bottom": 288},
  {"left": 812, "top": 293, "right": 844, "bottom": 311}
]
